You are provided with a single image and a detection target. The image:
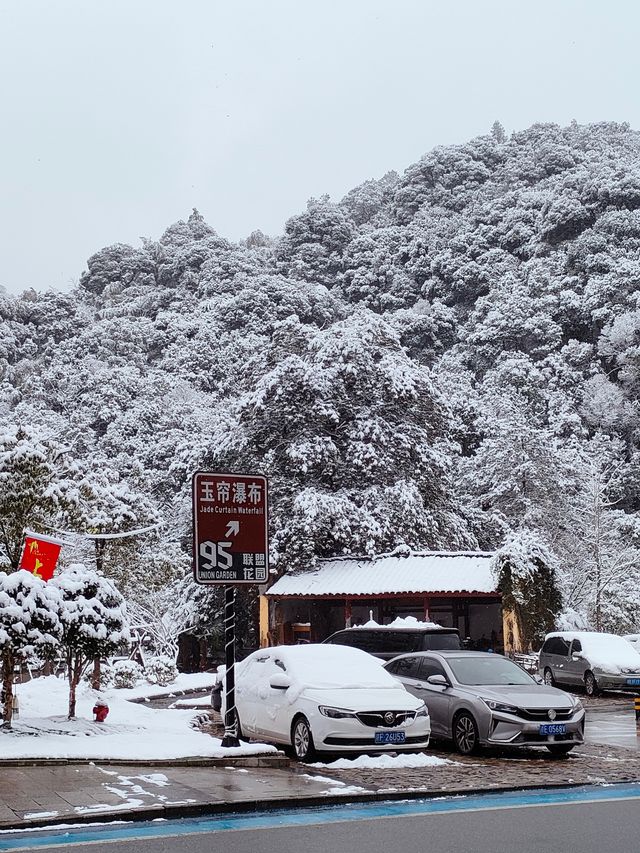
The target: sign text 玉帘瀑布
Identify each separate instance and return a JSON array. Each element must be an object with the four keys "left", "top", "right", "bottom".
[{"left": 192, "top": 472, "right": 269, "bottom": 586}]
